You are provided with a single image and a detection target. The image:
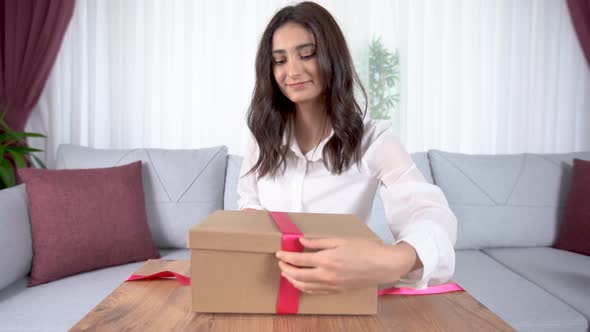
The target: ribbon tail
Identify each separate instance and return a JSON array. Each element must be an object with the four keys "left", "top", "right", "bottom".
[
  {"left": 126, "top": 271, "right": 191, "bottom": 286},
  {"left": 378, "top": 283, "right": 463, "bottom": 296}
]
